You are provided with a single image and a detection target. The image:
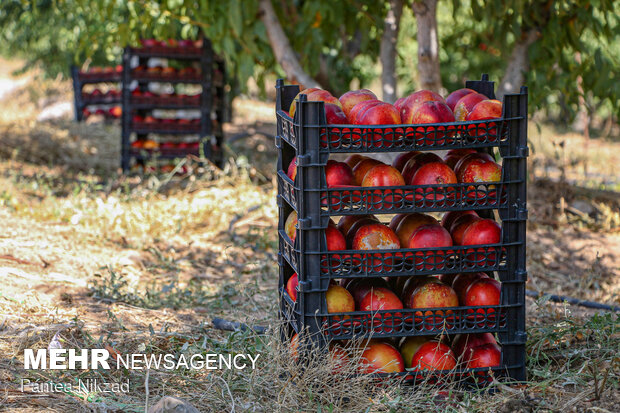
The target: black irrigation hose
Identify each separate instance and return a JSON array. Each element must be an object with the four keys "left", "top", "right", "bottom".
[
  {"left": 211, "top": 317, "right": 268, "bottom": 334},
  {"left": 526, "top": 289, "right": 620, "bottom": 312}
]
